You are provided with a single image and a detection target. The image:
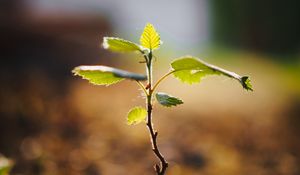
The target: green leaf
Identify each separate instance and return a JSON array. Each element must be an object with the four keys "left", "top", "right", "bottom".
[
  {"left": 171, "top": 56, "right": 253, "bottom": 91},
  {"left": 72, "top": 65, "right": 147, "bottom": 86},
  {"left": 241, "top": 76, "right": 253, "bottom": 91},
  {"left": 102, "top": 37, "right": 142, "bottom": 52},
  {"left": 127, "top": 106, "right": 147, "bottom": 125},
  {"left": 156, "top": 92, "right": 183, "bottom": 107},
  {"left": 140, "top": 23, "right": 161, "bottom": 50}
]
